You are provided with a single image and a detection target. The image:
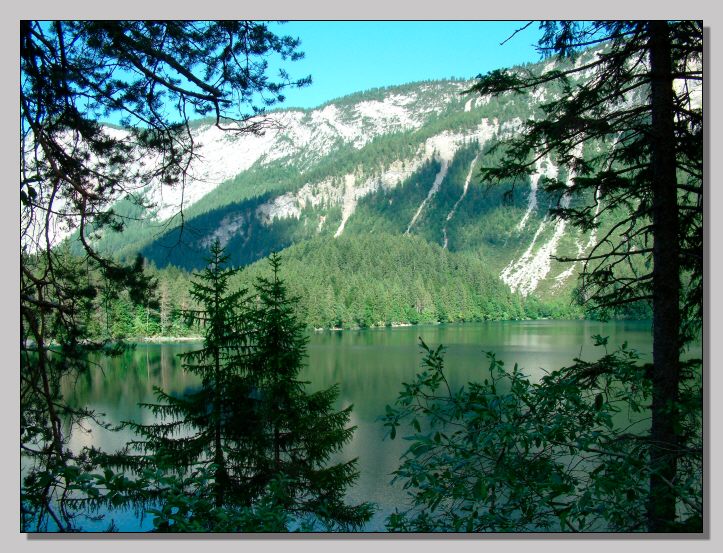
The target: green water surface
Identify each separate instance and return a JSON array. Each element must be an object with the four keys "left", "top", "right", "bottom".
[{"left": 61, "top": 320, "right": 658, "bottom": 532}]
